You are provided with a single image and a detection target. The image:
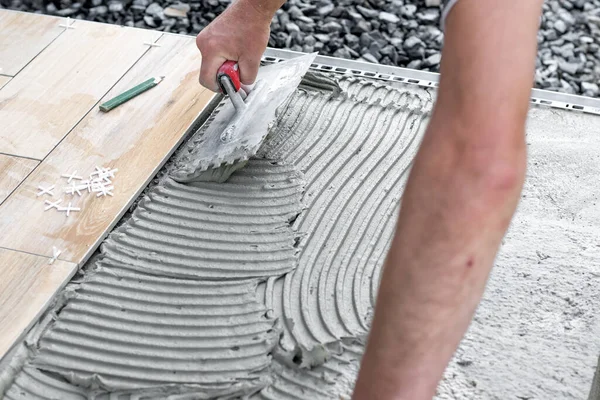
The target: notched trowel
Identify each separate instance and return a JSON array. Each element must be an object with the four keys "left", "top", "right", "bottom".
[{"left": 171, "top": 53, "right": 317, "bottom": 183}]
